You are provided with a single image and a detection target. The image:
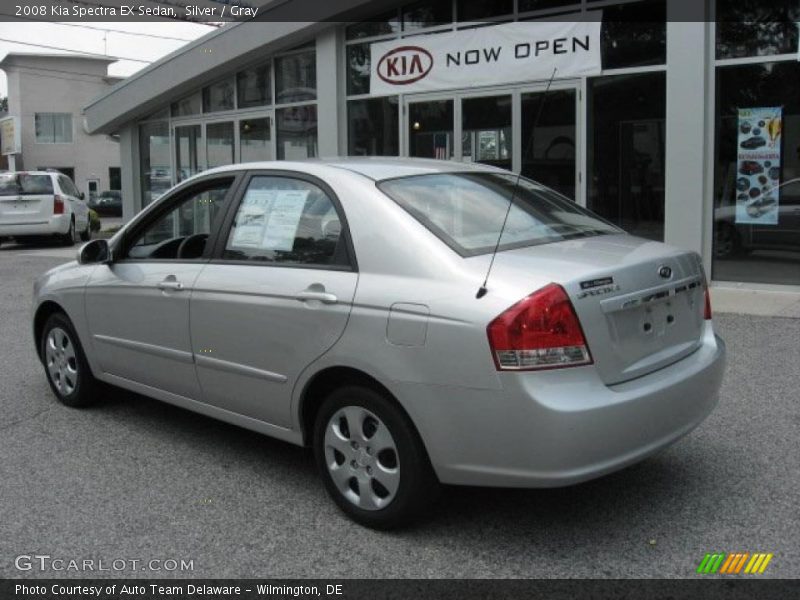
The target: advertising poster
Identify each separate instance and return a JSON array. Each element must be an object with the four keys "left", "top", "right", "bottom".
[{"left": 735, "top": 106, "right": 782, "bottom": 225}]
